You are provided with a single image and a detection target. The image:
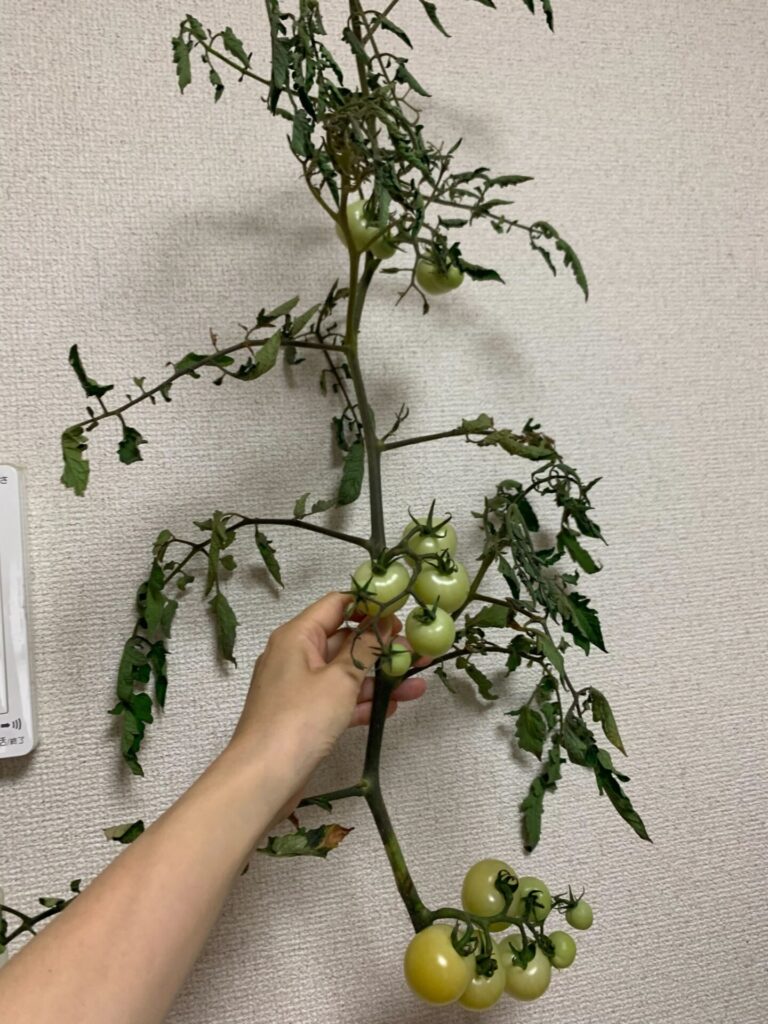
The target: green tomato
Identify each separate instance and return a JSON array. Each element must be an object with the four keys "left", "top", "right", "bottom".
[
  {"left": 547, "top": 930, "right": 577, "bottom": 969},
  {"left": 379, "top": 642, "right": 413, "bottom": 679},
  {"left": 415, "top": 258, "right": 464, "bottom": 295},
  {"left": 461, "top": 859, "right": 518, "bottom": 932},
  {"left": 412, "top": 560, "right": 470, "bottom": 614},
  {"left": 458, "top": 945, "right": 506, "bottom": 1011},
  {"left": 500, "top": 935, "right": 552, "bottom": 1002},
  {"left": 401, "top": 516, "right": 458, "bottom": 561},
  {"left": 351, "top": 559, "right": 409, "bottom": 616},
  {"left": 565, "top": 899, "right": 593, "bottom": 931},
  {"left": 403, "top": 924, "right": 474, "bottom": 1005},
  {"left": 405, "top": 606, "right": 456, "bottom": 658},
  {"left": 508, "top": 876, "right": 552, "bottom": 924},
  {"left": 335, "top": 199, "right": 396, "bottom": 259}
]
